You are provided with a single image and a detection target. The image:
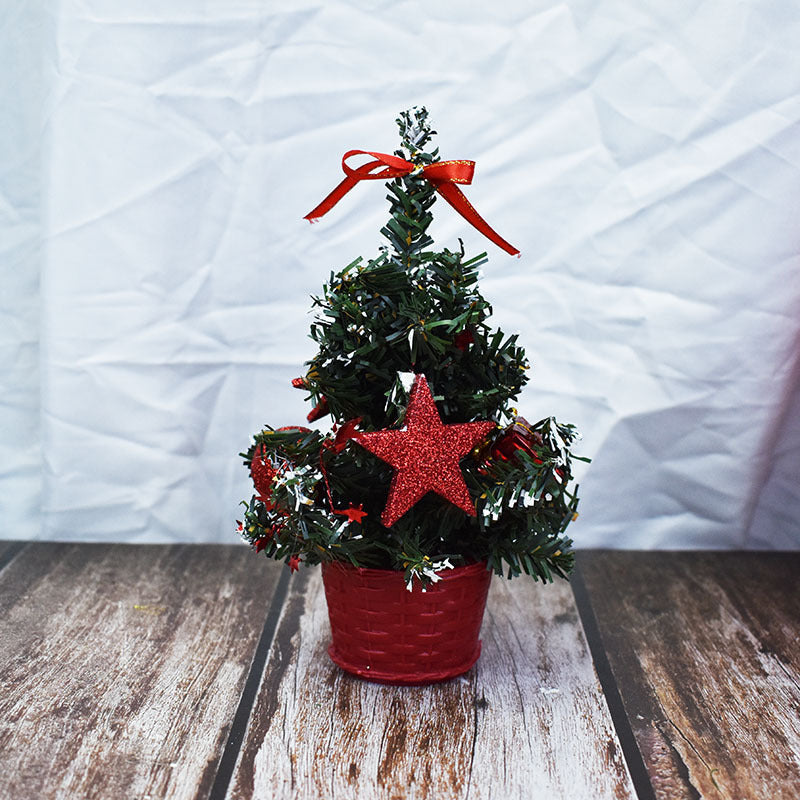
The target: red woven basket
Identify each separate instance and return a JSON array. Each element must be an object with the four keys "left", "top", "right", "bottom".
[{"left": 321, "top": 560, "right": 492, "bottom": 685}]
